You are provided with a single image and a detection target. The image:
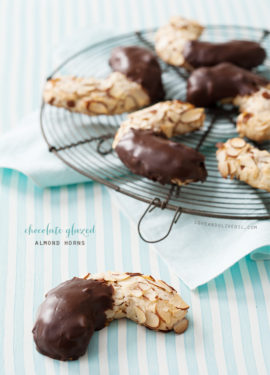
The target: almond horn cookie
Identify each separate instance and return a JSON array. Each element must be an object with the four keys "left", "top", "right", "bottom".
[
  {"left": 113, "top": 100, "right": 207, "bottom": 186},
  {"left": 33, "top": 272, "right": 189, "bottom": 361},
  {"left": 216, "top": 138, "right": 270, "bottom": 192},
  {"left": 187, "top": 63, "right": 270, "bottom": 142},
  {"left": 155, "top": 16, "right": 266, "bottom": 70},
  {"left": 155, "top": 15, "right": 204, "bottom": 67},
  {"left": 234, "top": 86, "right": 270, "bottom": 142},
  {"left": 187, "top": 63, "right": 269, "bottom": 107},
  {"left": 43, "top": 72, "right": 151, "bottom": 116}
]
